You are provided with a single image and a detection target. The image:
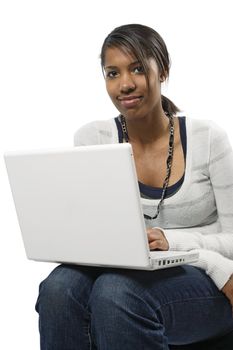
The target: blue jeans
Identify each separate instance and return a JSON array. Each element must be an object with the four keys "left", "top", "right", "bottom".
[{"left": 35, "top": 264, "right": 233, "bottom": 350}]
